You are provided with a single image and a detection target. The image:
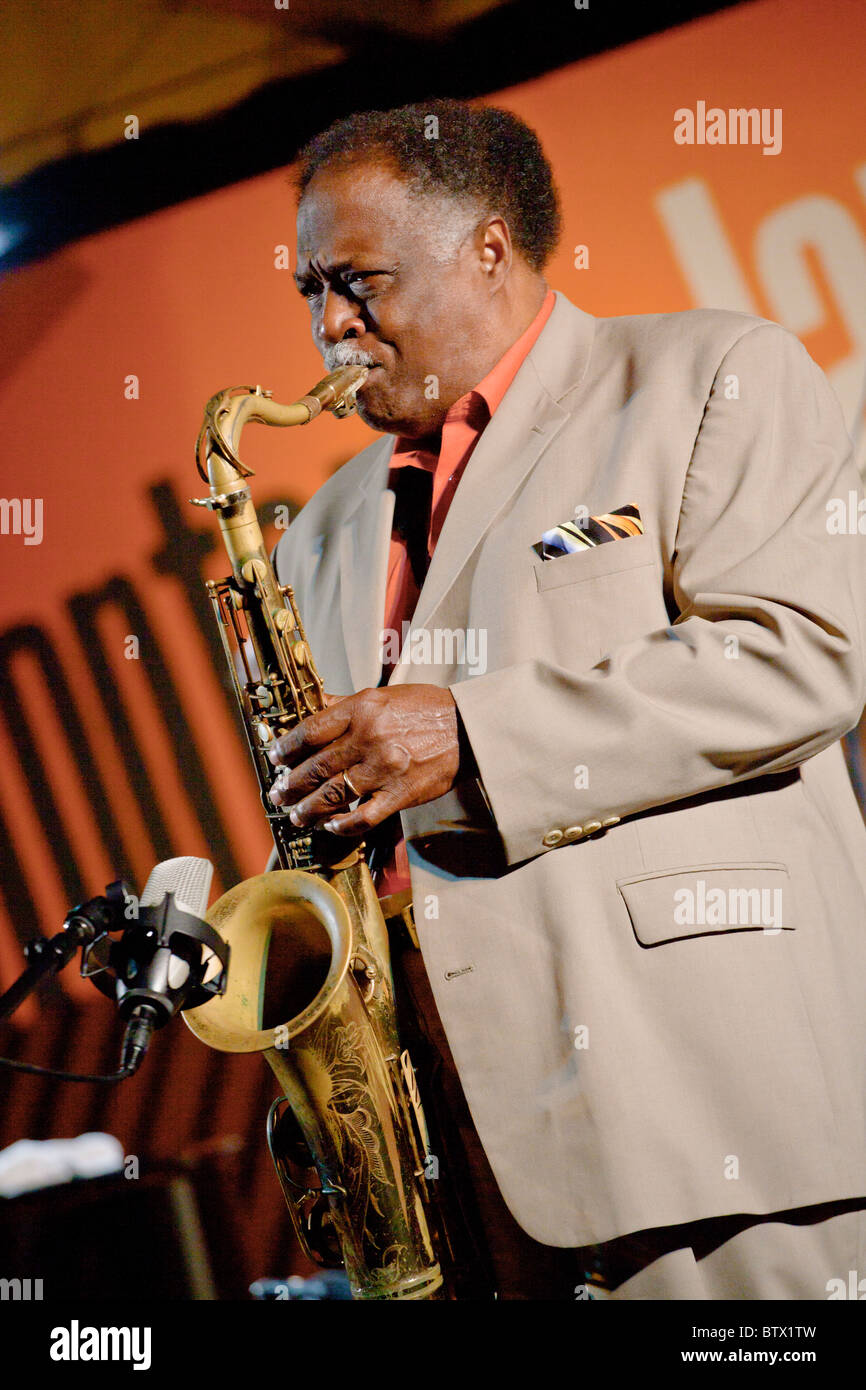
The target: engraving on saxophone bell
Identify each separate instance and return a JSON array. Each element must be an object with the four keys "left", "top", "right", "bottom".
[{"left": 181, "top": 365, "right": 455, "bottom": 1301}]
